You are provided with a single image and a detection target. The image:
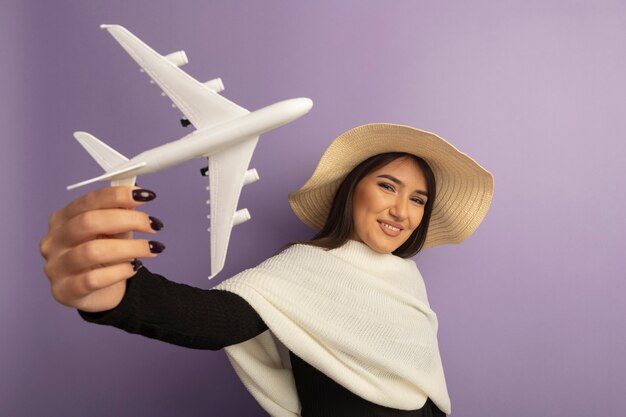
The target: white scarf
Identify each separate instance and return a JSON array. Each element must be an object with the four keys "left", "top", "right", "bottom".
[{"left": 215, "top": 240, "right": 451, "bottom": 416}]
